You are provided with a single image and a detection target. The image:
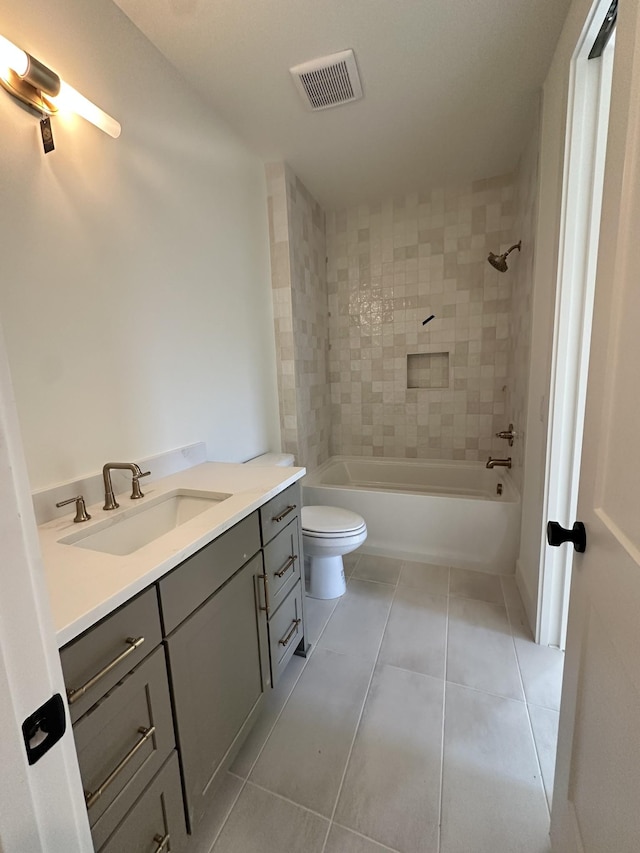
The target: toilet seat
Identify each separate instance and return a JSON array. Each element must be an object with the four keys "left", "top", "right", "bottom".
[{"left": 302, "top": 506, "right": 366, "bottom": 537}]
